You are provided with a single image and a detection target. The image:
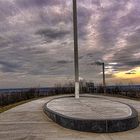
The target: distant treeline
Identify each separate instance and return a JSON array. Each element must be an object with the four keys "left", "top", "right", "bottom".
[
  {"left": 106, "top": 85, "right": 140, "bottom": 98},
  {"left": 0, "top": 82, "right": 140, "bottom": 106},
  {"left": 0, "top": 88, "right": 54, "bottom": 106},
  {"left": 54, "top": 82, "right": 140, "bottom": 98},
  {"left": 0, "top": 86, "right": 74, "bottom": 106}
]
